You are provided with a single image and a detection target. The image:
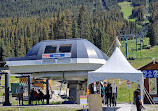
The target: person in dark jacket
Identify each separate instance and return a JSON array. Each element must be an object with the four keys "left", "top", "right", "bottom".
[
  {"left": 38, "top": 89, "right": 44, "bottom": 103},
  {"left": 135, "top": 90, "right": 143, "bottom": 111},
  {"left": 105, "top": 83, "right": 112, "bottom": 107}
]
